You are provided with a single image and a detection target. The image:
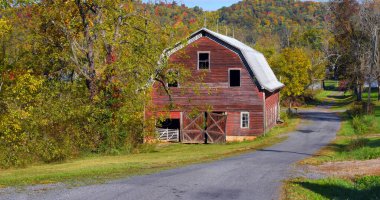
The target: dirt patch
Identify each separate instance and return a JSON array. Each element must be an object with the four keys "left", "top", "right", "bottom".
[{"left": 306, "top": 158, "right": 380, "bottom": 178}]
